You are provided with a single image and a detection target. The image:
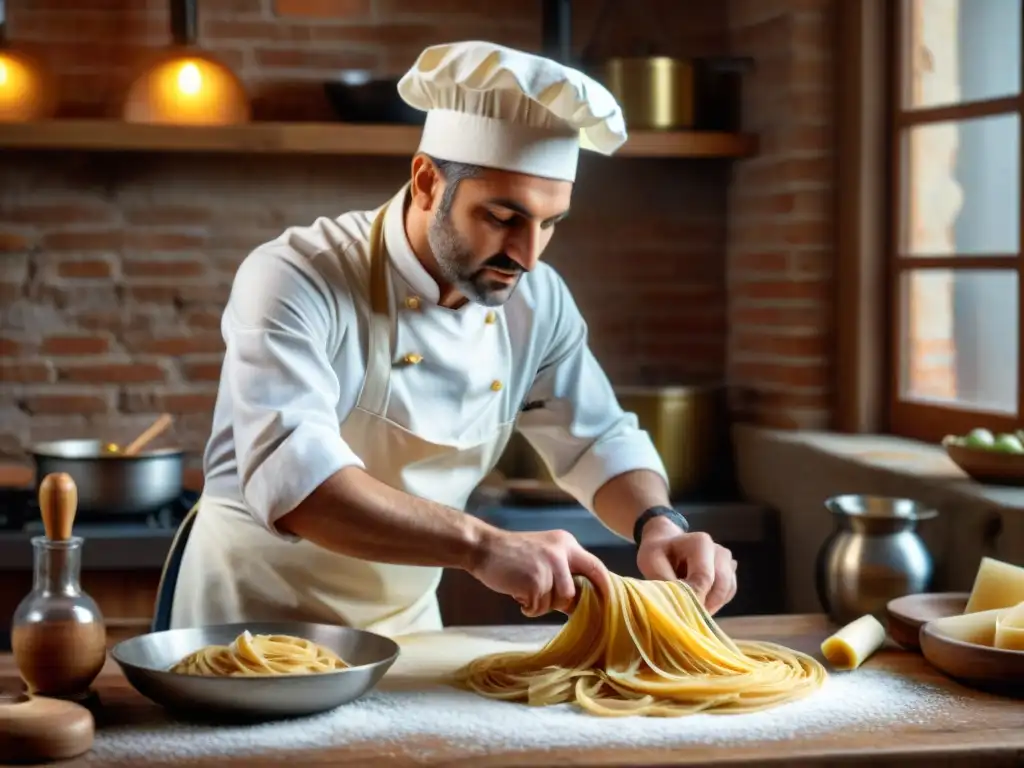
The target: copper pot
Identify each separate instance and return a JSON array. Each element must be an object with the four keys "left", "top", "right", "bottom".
[
  {"left": 496, "top": 384, "right": 730, "bottom": 501},
  {"left": 615, "top": 385, "right": 728, "bottom": 497},
  {"left": 602, "top": 56, "right": 695, "bottom": 130},
  {"left": 599, "top": 55, "right": 754, "bottom": 132}
]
